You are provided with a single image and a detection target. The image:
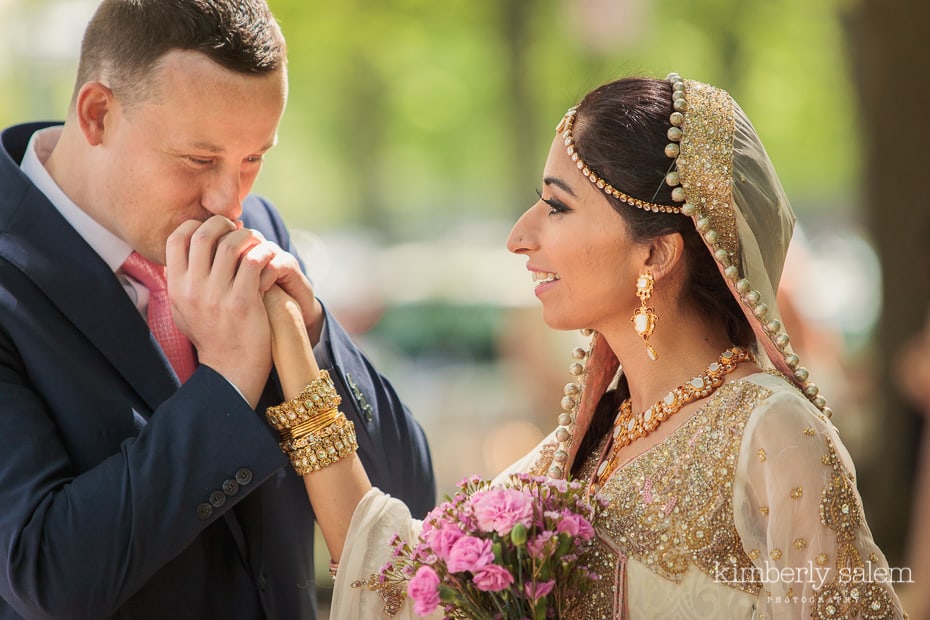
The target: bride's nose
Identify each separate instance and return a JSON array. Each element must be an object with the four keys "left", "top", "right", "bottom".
[{"left": 507, "top": 207, "right": 538, "bottom": 255}]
